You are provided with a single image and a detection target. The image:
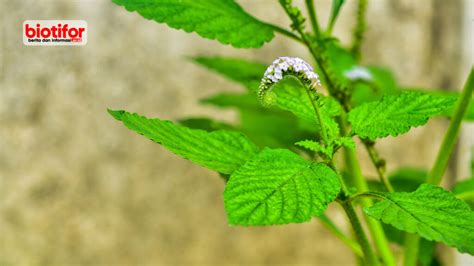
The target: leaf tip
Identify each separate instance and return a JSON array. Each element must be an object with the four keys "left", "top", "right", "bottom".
[{"left": 107, "top": 109, "right": 125, "bottom": 121}]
